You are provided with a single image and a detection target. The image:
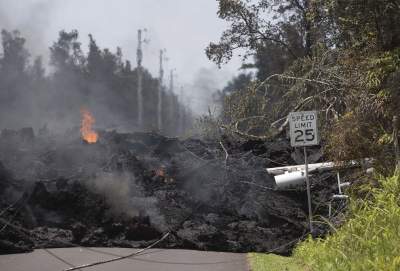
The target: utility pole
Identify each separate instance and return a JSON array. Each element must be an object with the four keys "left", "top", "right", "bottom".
[
  {"left": 178, "top": 87, "right": 185, "bottom": 135},
  {"left": 169, "top": 70, "right": 174, "bottom": 94},
  {"left": 136, "top": 29, "right": 143, "bottom": 128},
  {"left": 168, "top": 70, "right": 175, "bottom": 135},
  {"left": 158, "top": 50, "right": 164, "bottom": 132}
]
